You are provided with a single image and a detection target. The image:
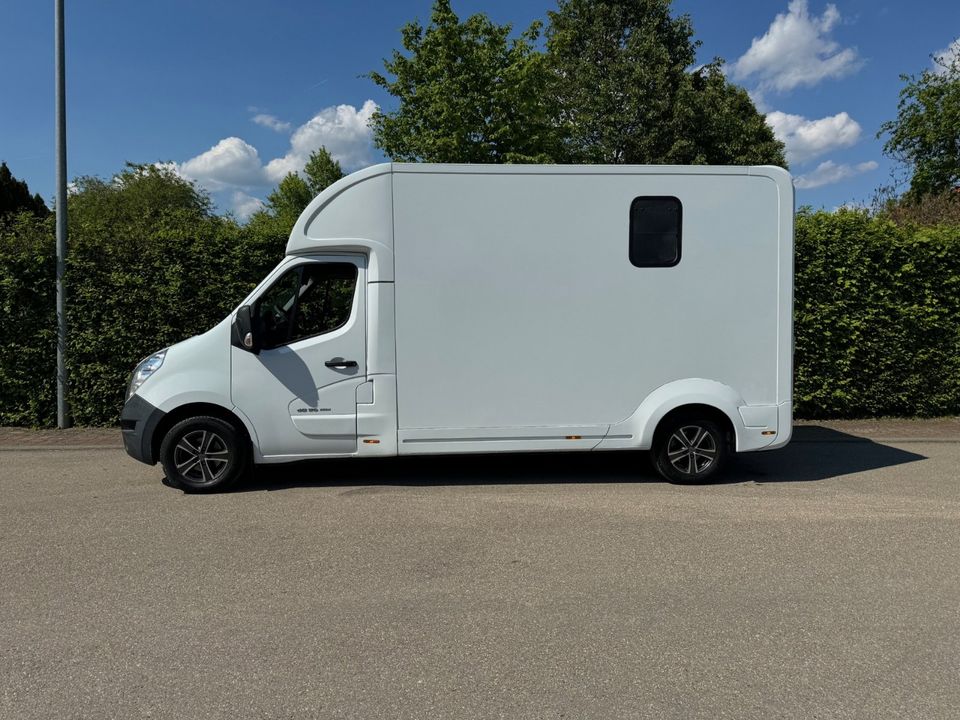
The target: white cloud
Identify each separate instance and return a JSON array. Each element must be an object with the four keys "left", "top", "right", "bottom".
[
  {"left": 731, "top": 0, "right": 862, "bottom": 93},
  {"left": 231, "top": 191, "right": 265, "bottom": 220},
  {"left": 251, "top": 113, "right": 292, "bottom": 133},
  {"left": 178, "top": 137, "right": 266, "bottom": 190},
  {"left": 176, "top": 101, "right": 378, "bottom": 196},
  {"left": 933, "top": 38, "right": 960, "bottom": 74},
  {"left": 264, "top": 100, "right": 378, "bottom": 182},
  {"left": 766, "top": 110, "right": 862, "bottom": 164},
  {"left": 794, "top": 160, "right": 878, "bottom": 189}
]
